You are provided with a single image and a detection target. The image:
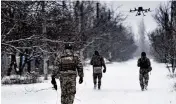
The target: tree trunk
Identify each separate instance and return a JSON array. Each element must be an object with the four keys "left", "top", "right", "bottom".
[
  {"left": 42, "top": 1, "right": 48, "bottom": 80},
  {"left": 43, "top": 57, "right": 48, "bottom": 80}
]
